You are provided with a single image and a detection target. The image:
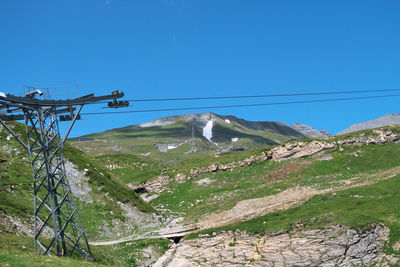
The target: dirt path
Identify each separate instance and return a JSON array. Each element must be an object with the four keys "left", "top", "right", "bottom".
[{"left": 90, "top": 166, "right": 400, "bottom": 246}]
